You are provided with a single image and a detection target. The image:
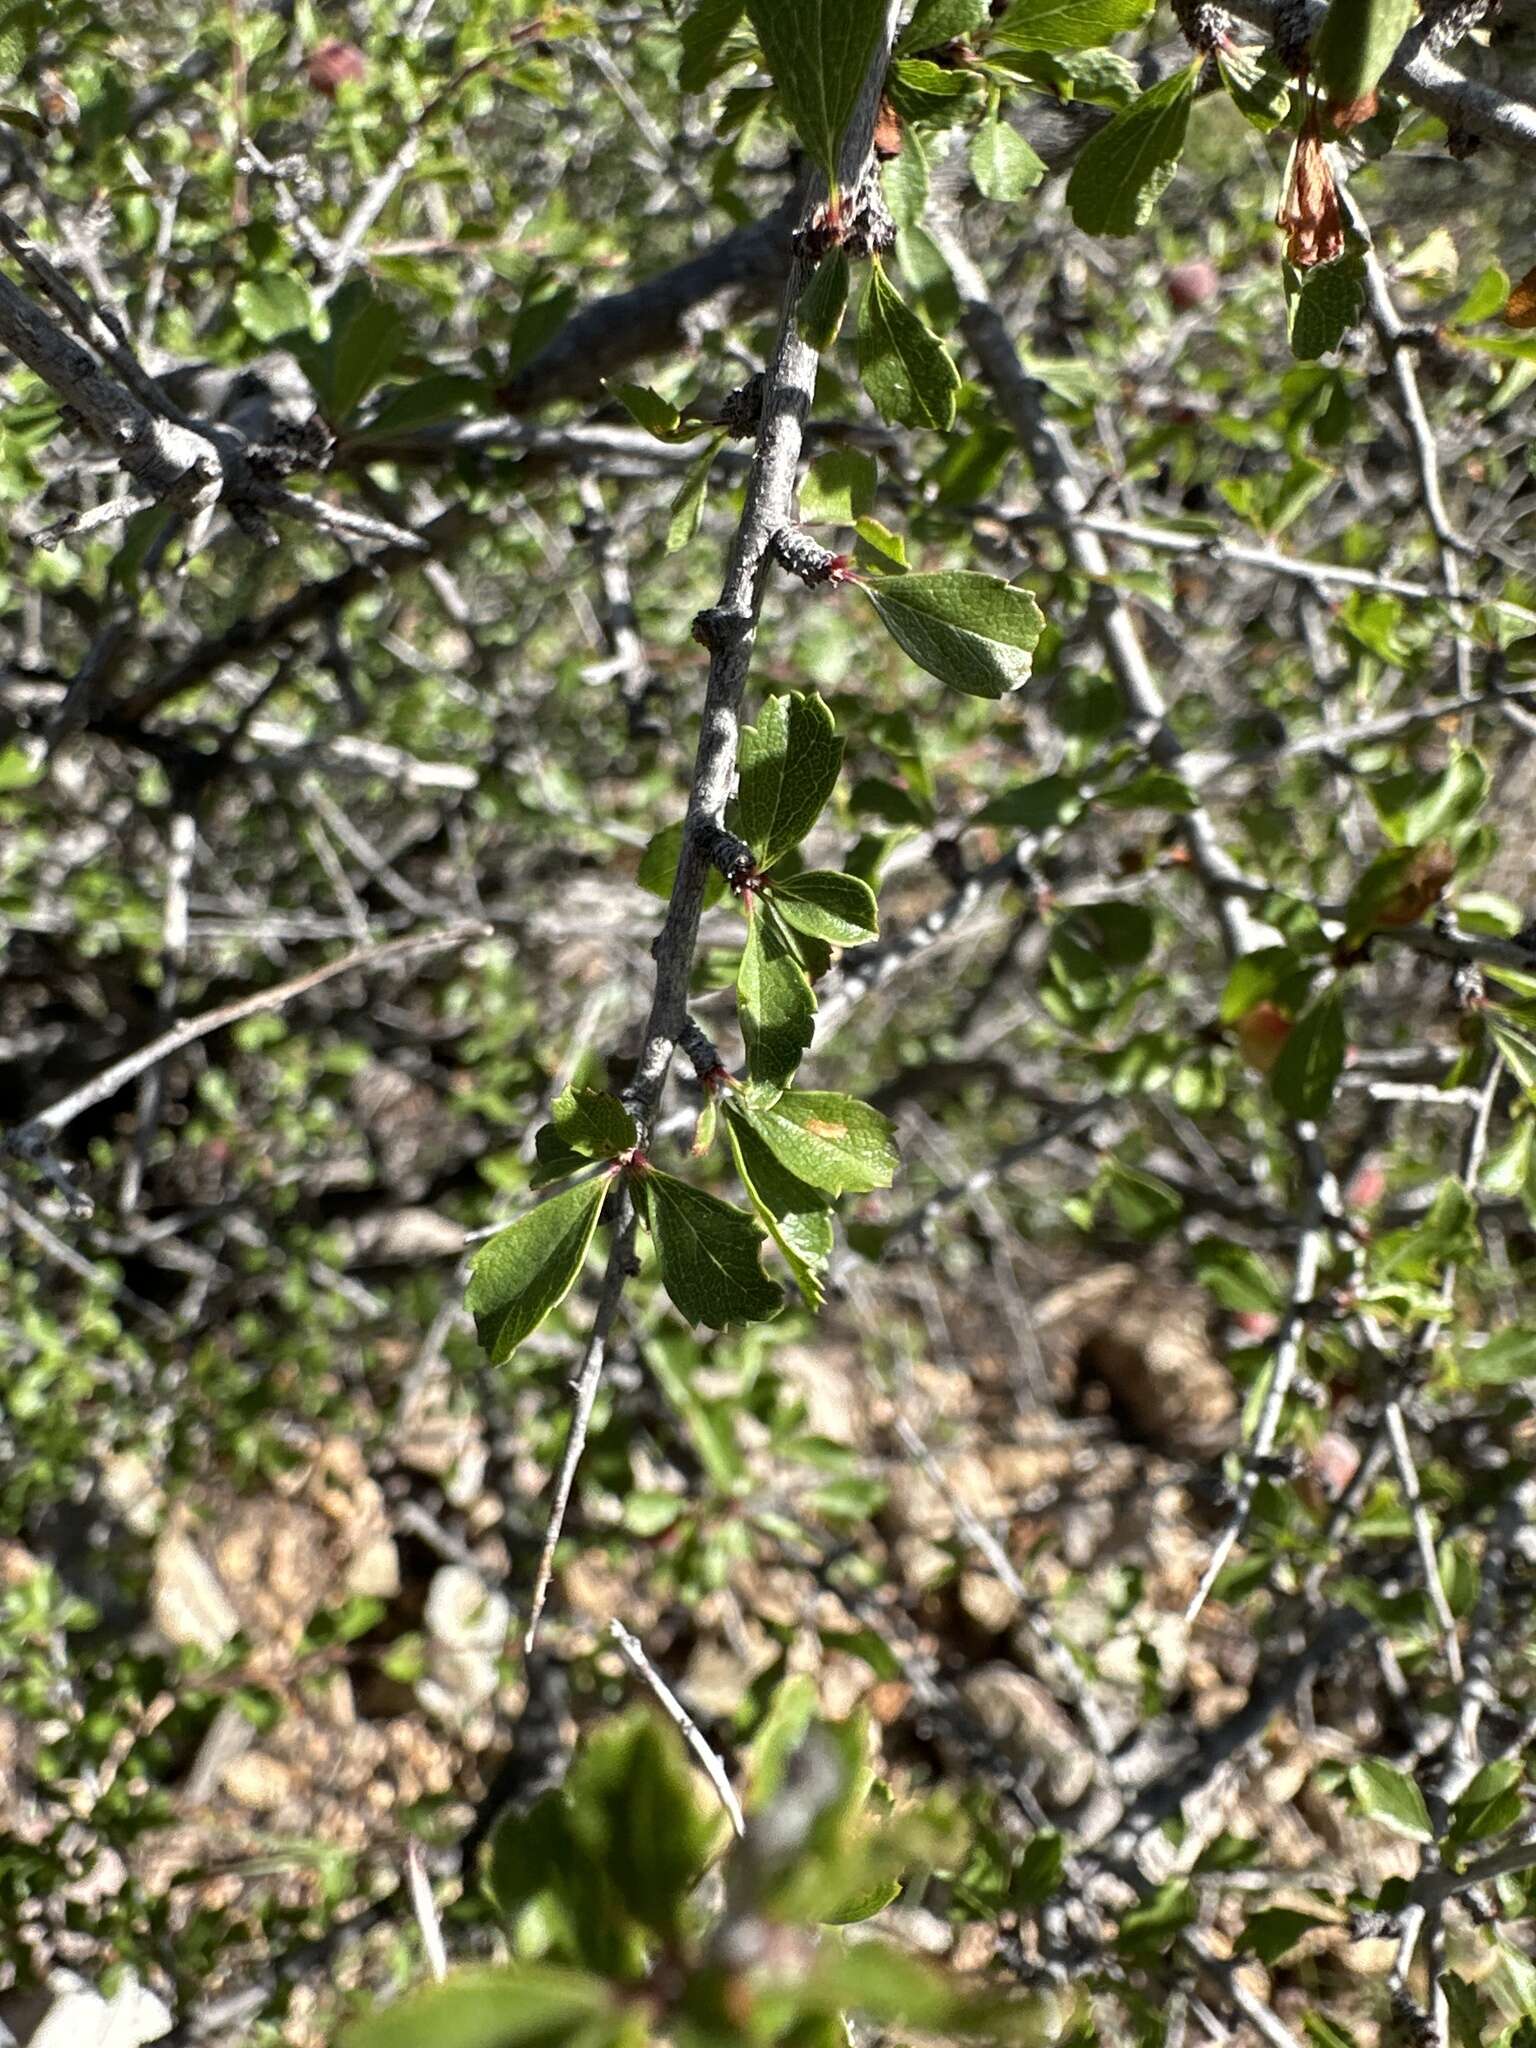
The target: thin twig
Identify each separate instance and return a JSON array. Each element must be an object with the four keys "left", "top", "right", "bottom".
[
  {"left": 8, "top": 921, "right": 490, "bottom": 1148},
  {"left": 1186, "top": 1129, "right": 1335, "bottom": 1623},
  {"left": 608, "top": 1618, "right": 745, "bottom": 1837},
  {"left": 520, "top": 4, "right": 905, "bottom": 1650}
]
